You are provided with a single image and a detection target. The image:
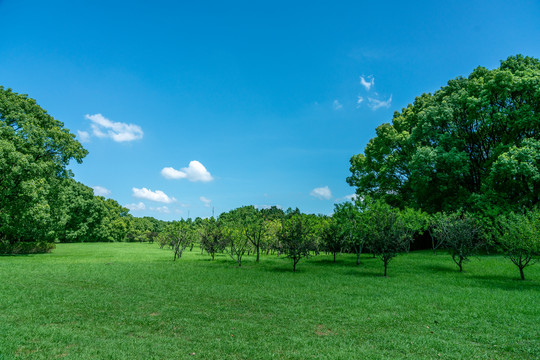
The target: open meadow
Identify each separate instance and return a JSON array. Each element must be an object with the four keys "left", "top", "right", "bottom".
[{"left": 0, "top": 243, "right": 538, "bottom": 359}]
